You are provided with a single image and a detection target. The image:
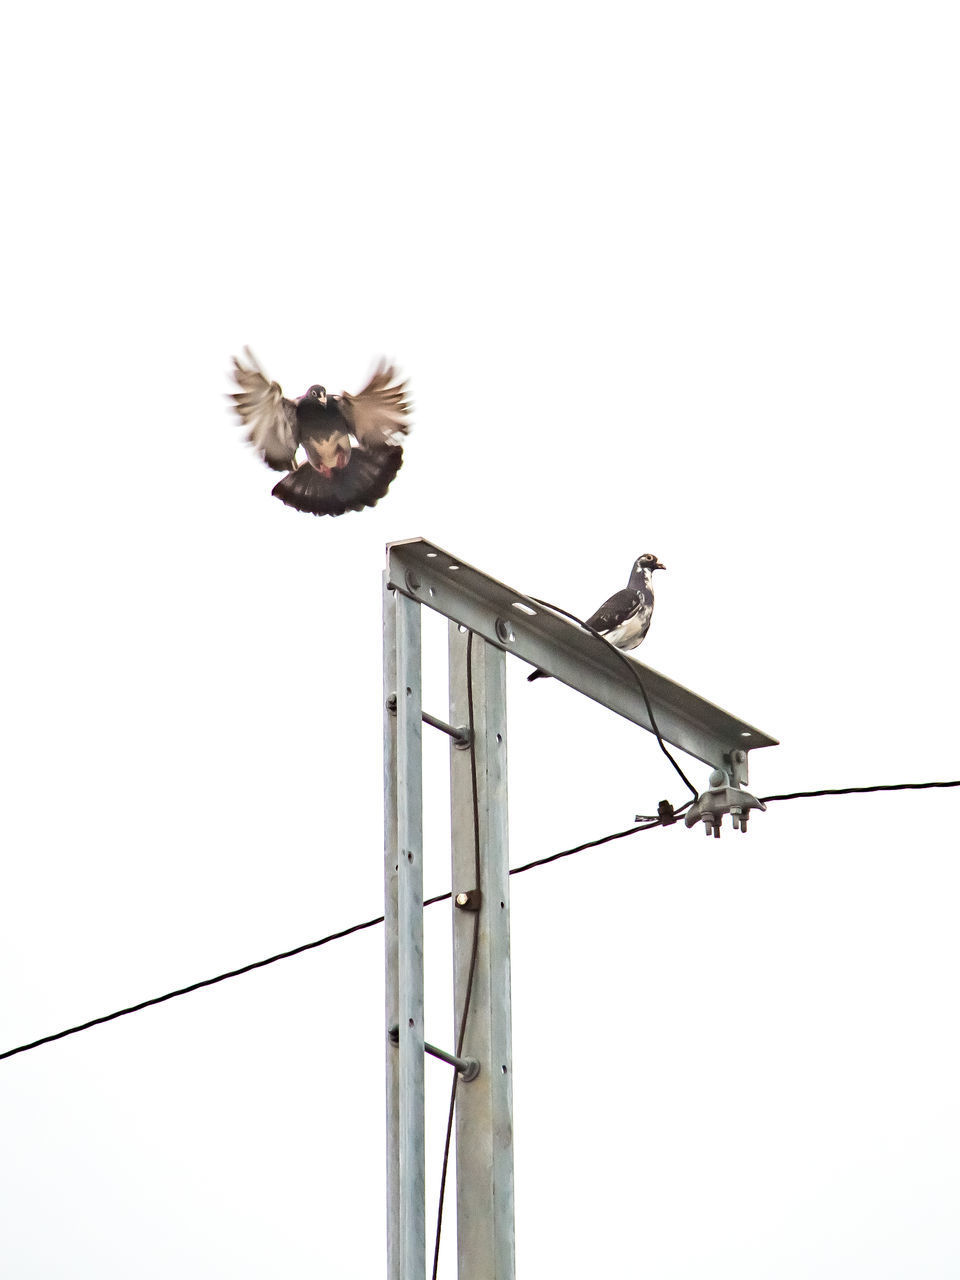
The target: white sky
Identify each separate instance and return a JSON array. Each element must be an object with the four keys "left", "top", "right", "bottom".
[{"left": 2, "top": 2, "right": 959, "bottom": 1276}]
